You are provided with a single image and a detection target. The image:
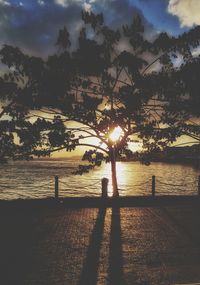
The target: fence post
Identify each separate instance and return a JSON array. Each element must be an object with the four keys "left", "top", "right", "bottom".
[
  {"left": 198, "top": 176, "right": 200, "bottom": 196},
  {"left": 101, "top": 177, "right": 108, "bottom": 198},
  {"left": 55, "top": 176, "right": 59, "bottom": 200},
  {"left": 152, "top": 175, "right": 155, "bottom": 197}
]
